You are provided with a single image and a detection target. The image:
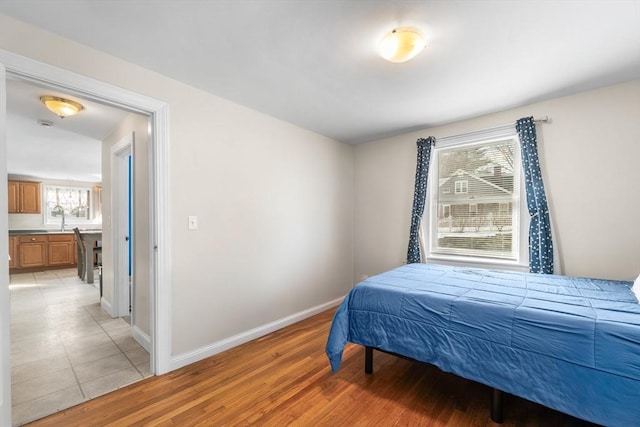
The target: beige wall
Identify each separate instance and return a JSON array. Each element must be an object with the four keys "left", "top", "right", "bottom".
[
  {"left": 102, "top": 112, "right": 151, "bottom": 336},
  {"left": 3, "top": 11, "right": 637, "bottom": 367},
  {"left": 1, "top": 15, "right": 354, "bottom": 357},
  {"left": 355, "top": 80, "right": 640, "bottom": 282}
]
